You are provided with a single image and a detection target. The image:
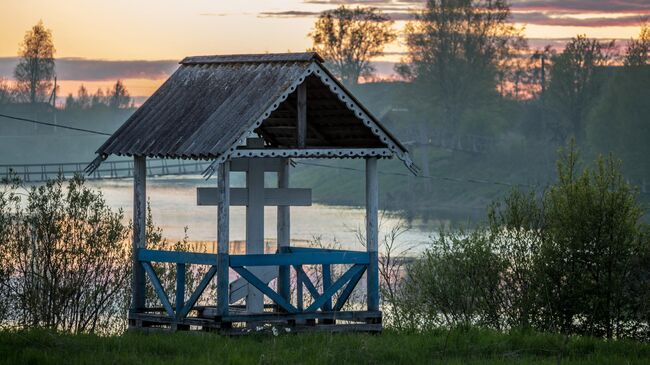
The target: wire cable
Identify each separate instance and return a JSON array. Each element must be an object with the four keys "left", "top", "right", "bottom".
[
  {"left": 0, "top": 113, "right": 112, "bottom": 136},
  {"left": 294, "top": 161, "right": 537, "bottom": 189}
]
